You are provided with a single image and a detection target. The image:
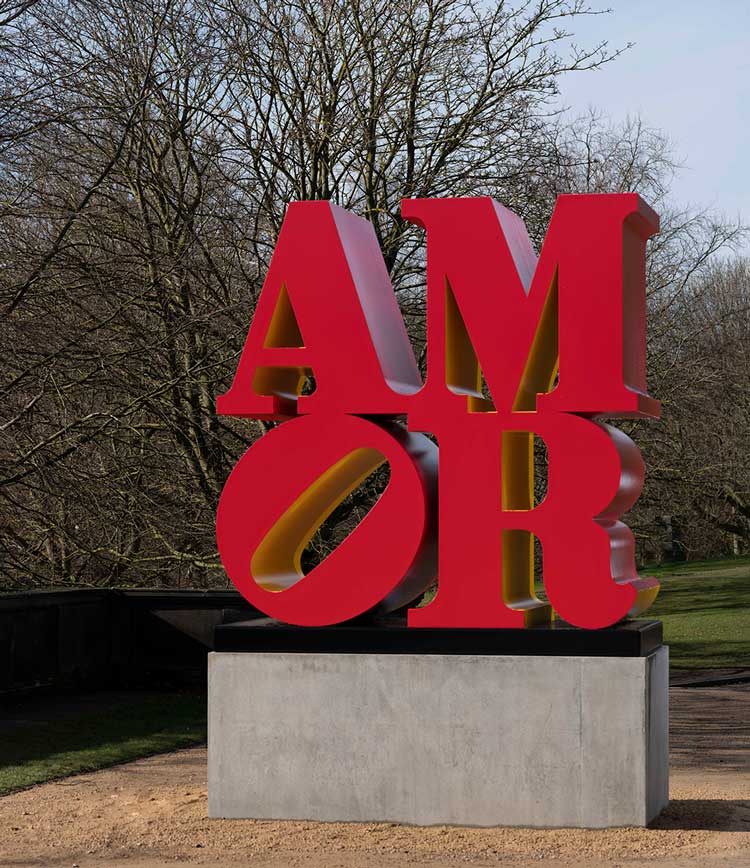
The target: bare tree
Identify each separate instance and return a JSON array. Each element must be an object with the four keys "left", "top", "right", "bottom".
[
  {"left": 0, "top": 0, "right": 625, "bottom": 588},
  {"left": 0, "top": 1, "right": 745, "bottom": 591},
  {"left": 646, "top": 259, "right": 750, "bottom": 557}
]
